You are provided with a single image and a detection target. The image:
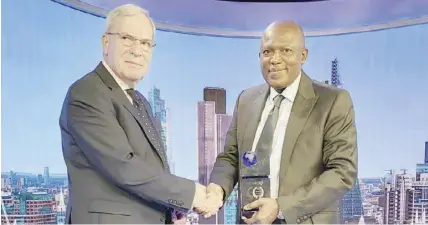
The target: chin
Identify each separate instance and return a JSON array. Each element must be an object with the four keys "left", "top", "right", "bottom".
[{"left": 268, "top": 80, "right": 288, "bottom": 89}]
